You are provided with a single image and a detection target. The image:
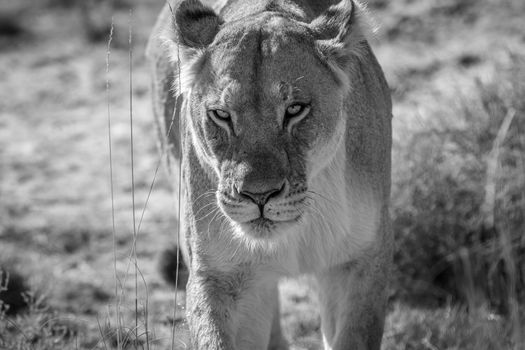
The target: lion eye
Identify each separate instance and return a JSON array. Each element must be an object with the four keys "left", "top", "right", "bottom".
[
  {"left": 208, "top": 109, "right": 231, "bottom": 120},
  {"left": 285, "top": 104, "right": 304, "bottom": 117},
  {"left": 207, "top": 109, "right": 234, "bottom": 135},
  {"left": 284, "top": 103, "right": 310, "bottom": 131}
]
